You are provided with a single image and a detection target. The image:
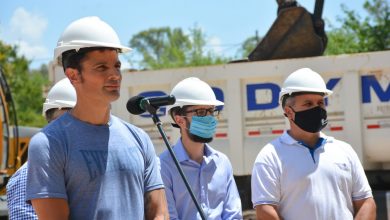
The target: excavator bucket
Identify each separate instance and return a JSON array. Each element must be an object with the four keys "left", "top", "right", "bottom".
[{"left": 248, "top": 5, "right": 326, "bottom": 61}]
